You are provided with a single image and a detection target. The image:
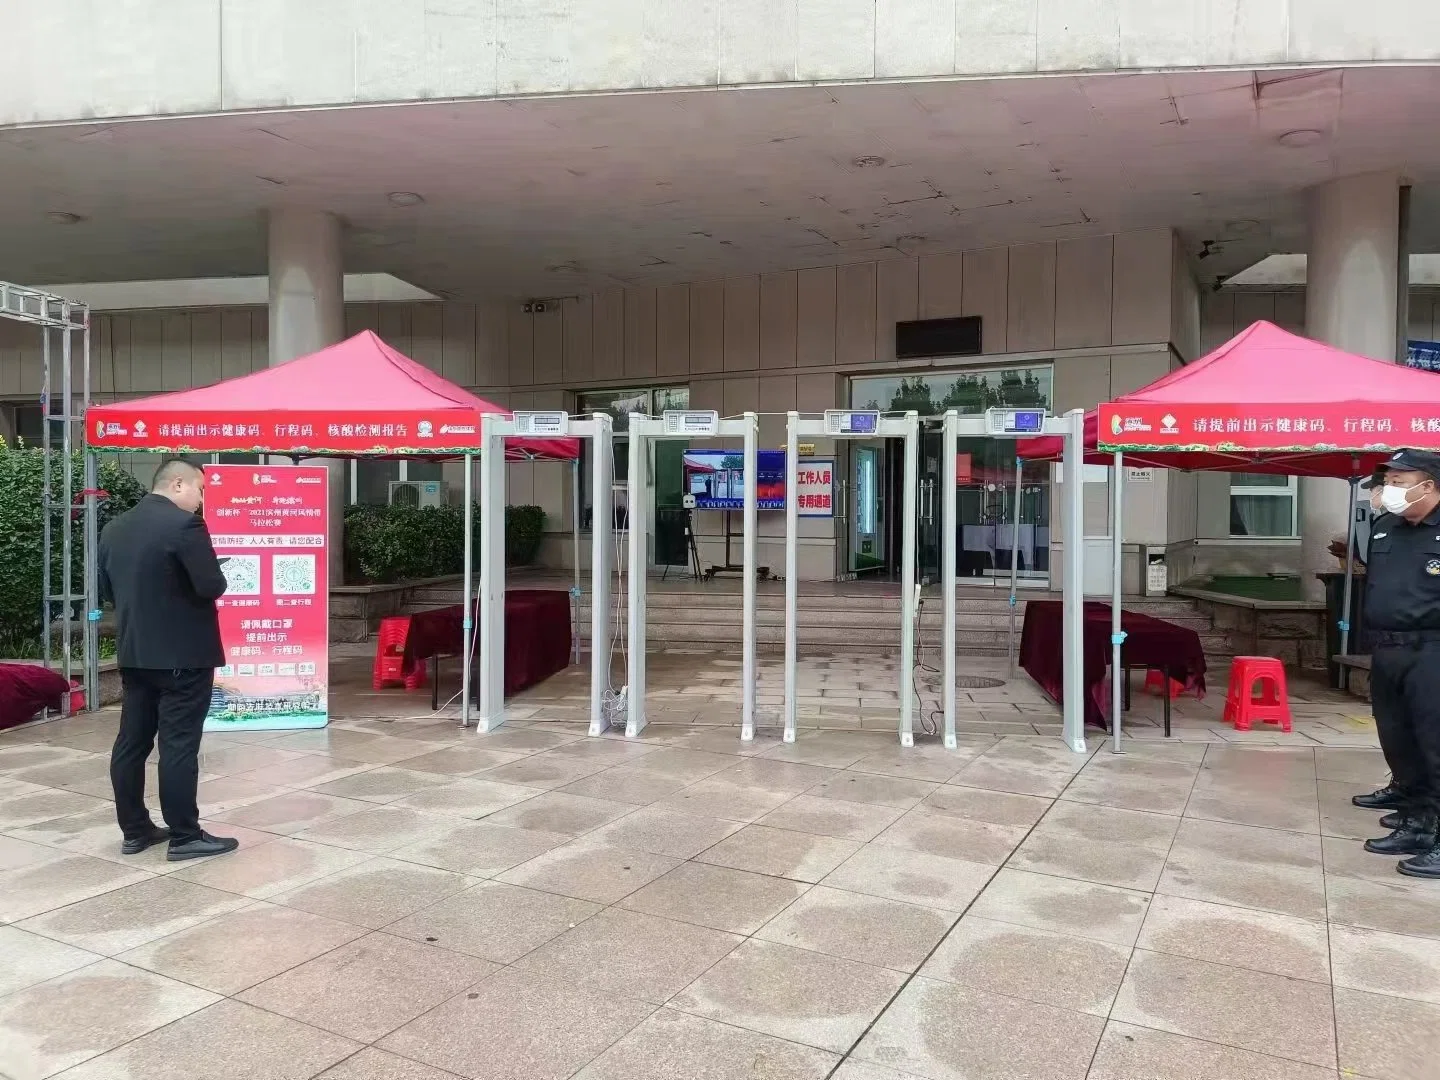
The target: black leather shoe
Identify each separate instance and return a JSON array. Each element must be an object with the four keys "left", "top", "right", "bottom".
[
  {"left": 166, "top": 831, "right": 240, "bottom": 862},
  {"left": 1364, "top": 817, "right": 1438, "bottom": 856},
  {"left": 1353, "top": 784, "right": 1407, "bottom": 810},
  {"left": 1398, "top": 843, "right": 1440, "bottom": 879},
  {"left": 1380, "top": 812, "right": 1404, "bottom": 830},
  {"left": 120, "top": 826, "right": 170, "bottom": 856}
]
